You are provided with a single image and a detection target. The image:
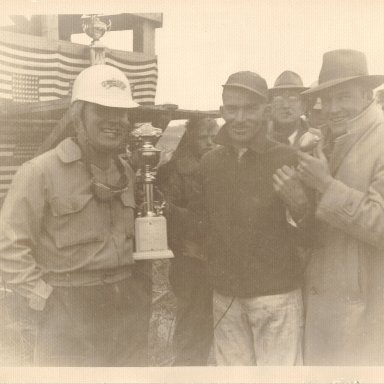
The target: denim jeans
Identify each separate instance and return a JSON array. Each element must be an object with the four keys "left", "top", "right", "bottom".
[{"left": 213, "top": 288, "right": 303, "bottom": 366}]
